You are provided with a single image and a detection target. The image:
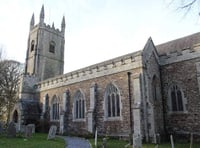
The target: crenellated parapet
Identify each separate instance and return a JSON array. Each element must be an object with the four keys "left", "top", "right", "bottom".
[
  {"left": 159, "top": 43, "right": 200, "bottom": 65},
  {"left": 36, "top": 51, "right": 142, "bottom": 91}
]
